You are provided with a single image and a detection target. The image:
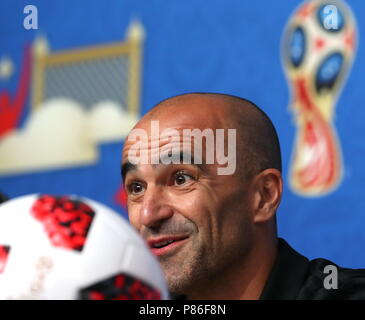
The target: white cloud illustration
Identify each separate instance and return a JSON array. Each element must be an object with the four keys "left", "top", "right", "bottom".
[
  {"left": 88, "top": 100, "right": 139, "bottom": 143},
  {"left": 0, "top": 98, "right": 138, "bottom": 175}
]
